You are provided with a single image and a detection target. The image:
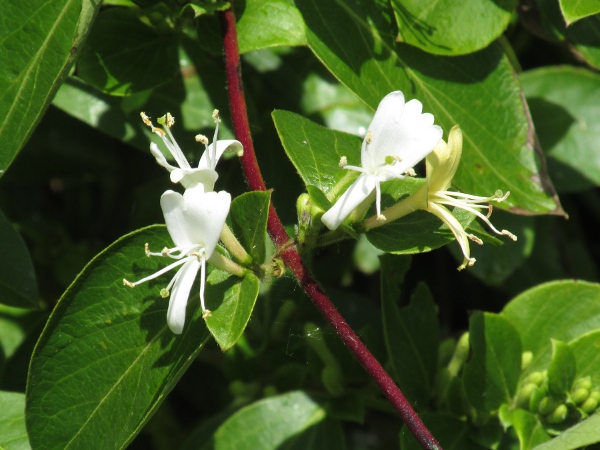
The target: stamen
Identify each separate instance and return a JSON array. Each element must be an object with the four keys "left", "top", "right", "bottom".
[
  {"left": 202, "top": 310, "right": 212, "bottom": 318},
  {"left": 160, "top": 288, "right": 169, "bottom": 298},
  {"left": 211, "top": 110, "right": 220, "bottom": 169},
  {"left": 212, "top": 109, "right": 220, "bottom": 123},
  {"left": 339, "top": 156, "right": 348, "bottom": 168},
  {"left": 144, "top": 243, "right": 151, "bottom": 257},
  {"left": 124, "top": 257, "right": 190, "bottom": 287},
  {"left": 200, "top": 256, "right": 208, "bottom": 313},
  {"left": 377, "top": 214, "right": 387, "bottom": 222},
  {"left": 375, "top": 180, "right": 382, "bottom": 218},
  {"left": 161, "top": 247, "right": 171, "bottom": 256},
  {"left": 365, "top": 130, "right": 372, "bottom": 144},
  {"left": 195, "top": 134, "right": 209, "bottom": 145},
  {"left": 123, "top": 279, "right": 135, "bottom": 288},
  {"left": 166, "top": 113, "right": 175, "bottom": 128},
  {"left": 486, "top": 205, "right": 493, "bottom": 218},
  {"left": 140, "top": 112, "right": 152, "bottom": 127},
  {"left": 467, "top": 234, "right": 483, "bottom": 245},
  {"left": 502, "top": 230, "right": 518, "bottom": 241},
  {"left": 405, "top": 168, "right": 416, "bottom": 177}
]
